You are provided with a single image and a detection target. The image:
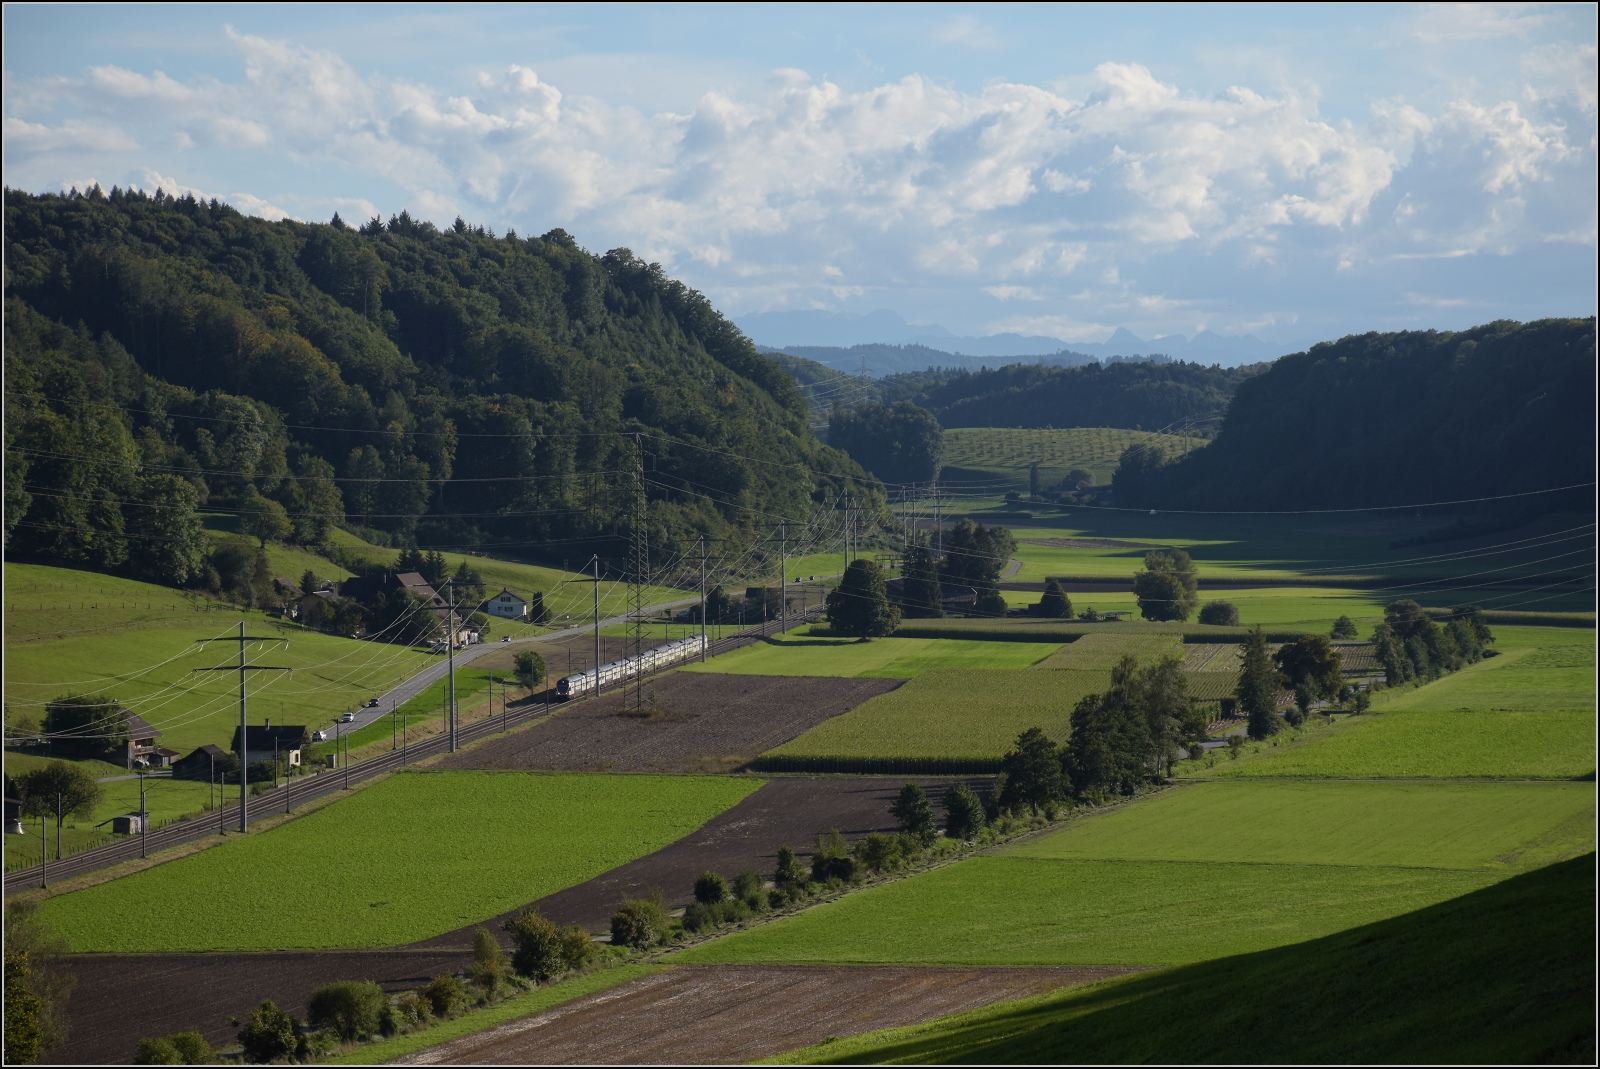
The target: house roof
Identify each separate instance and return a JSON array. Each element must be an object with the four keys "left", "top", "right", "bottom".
[
  {"left": 230, "top": 724, "right": 309, "bottom": 753},
  {"left": 126, "top": 714, "right": 160, "bottom": 739},
  {"left": 492, "top": 588, "right": 525, "bottom": 601},
  {"left": 179, "top": 743, "right": 229, "bottom": 762}
]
